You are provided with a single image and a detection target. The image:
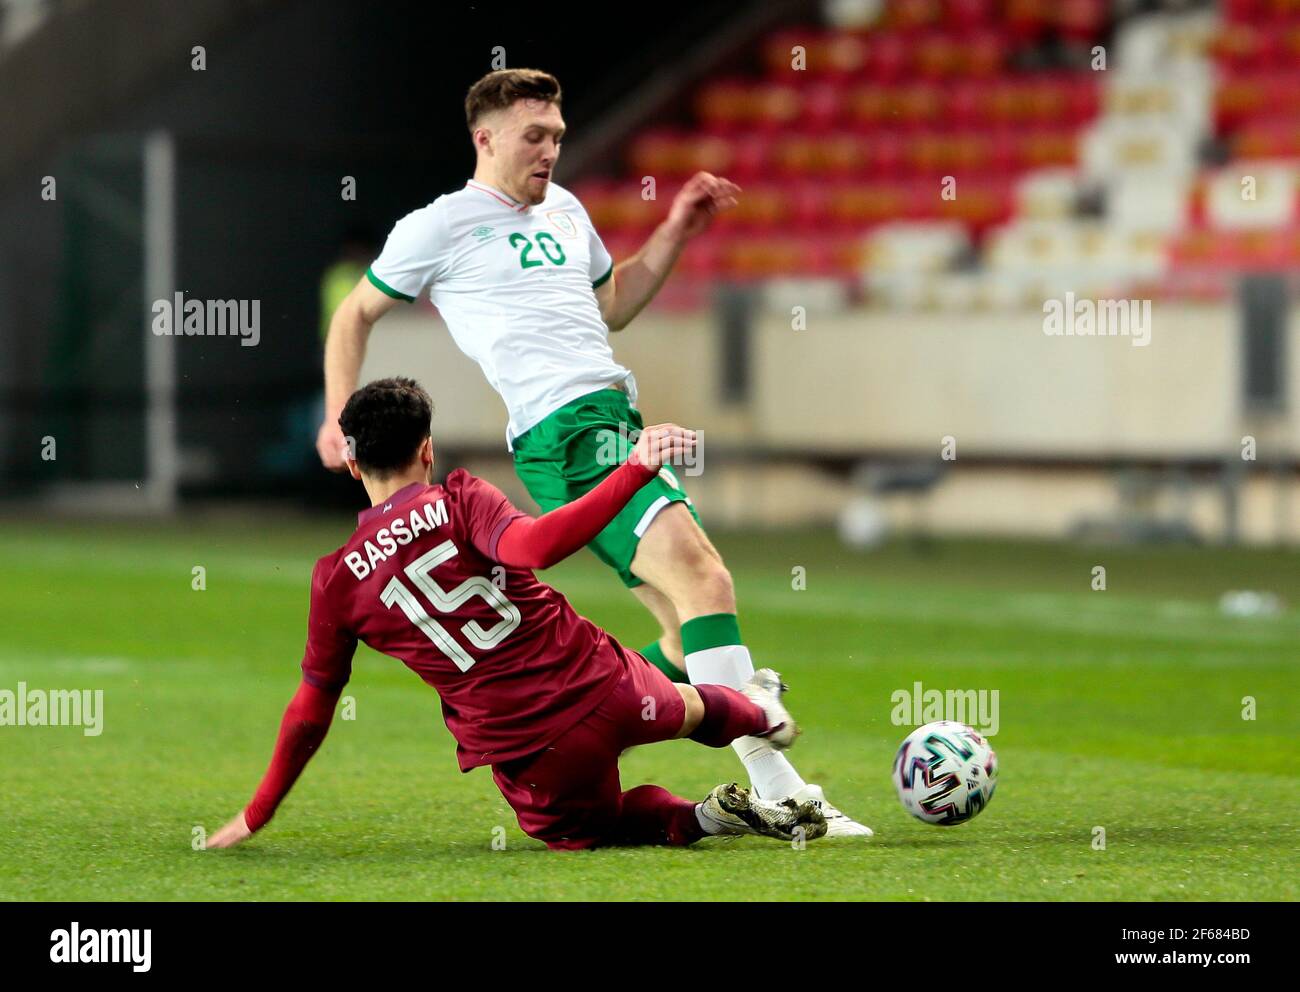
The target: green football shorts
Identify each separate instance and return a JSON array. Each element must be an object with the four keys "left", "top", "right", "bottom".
[{"left": 511, "top": 386, "right": 700, "bottom": 588}]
